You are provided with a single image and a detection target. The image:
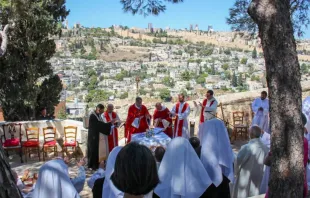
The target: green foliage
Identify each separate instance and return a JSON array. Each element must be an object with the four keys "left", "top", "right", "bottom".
[
  {"left": 238, "top": 73, "right": 243, "bottom": 86},
  {"left": 251, "top": 75, "right": 260, "bottom": 81},
  {"left": 162, "top": 77, "right": 175, "bottom": 87},
  {"left": 231, "top": 71, "right": 238, "bottom": 87},
  {"left": 222, "top": 63, "right": 229, "bottom": 70},
  {"left": 120, "top": 92, "right": 129, "bottom": 99},
  {"left": 240, "top": 57, "right": 248, "bottom": 64},
  {"left": 115, "top": 70, "right": 129, "bottom": 81},
  {"left": 186, "top": 82, "right": 192, "bottom": 90},
  {"left": 139, "top": 88, "right": 147, "bottom": 95},
  {"left": 57, "top": 107, "right": 67, "bottom": 120},
  {"left": 301, "top": 63, "right": 309, "bottom": 74},
  {"left": 181, "top": 71, "right": 192, "bottom": 81},
  {"left": 252, "top": 47, "right": 257, "bottom": 59},
  {"left": 224, "top": 49, "right": 232, "bottom": 55},
  {"left": 159, "top": 88, "right": 171, "bottom": 101},
  {"left": 36, "top": 75, "right": 63, "bottom": 117},
  {"left": 86, "top": 90, "right": 111, "bottom": 103},
  {"left": 0, "top": 0, "right": 69, "bottom": 121},
  {"left": 196, "top": 73, "right": 208, "bottom": 84}
]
